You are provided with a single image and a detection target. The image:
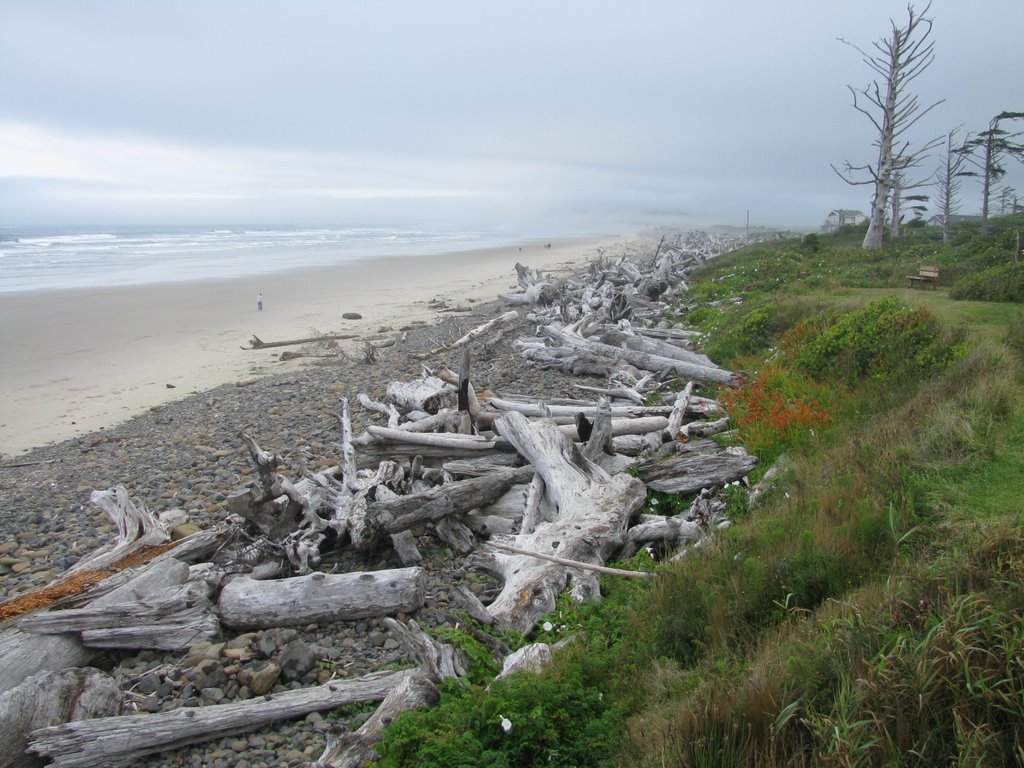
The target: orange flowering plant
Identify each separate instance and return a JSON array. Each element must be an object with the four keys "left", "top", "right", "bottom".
[{"left": 720, "top": 365, "right": 841, "bottom": 462}]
